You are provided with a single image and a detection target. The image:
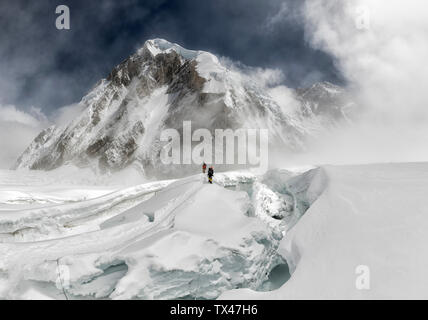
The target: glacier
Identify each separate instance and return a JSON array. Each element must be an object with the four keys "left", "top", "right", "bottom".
[
  {"left": 3, "top": 38, "right": 424, "bottom": 301},
  {"left": 0, "top": 165, "right": 323, "bottom": 299},
  {"left": 2, "top": 162, "right": 428, "bottom": 299},
  {"left": 220, "top": 163, "right": 428, "bottom": 299}
]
